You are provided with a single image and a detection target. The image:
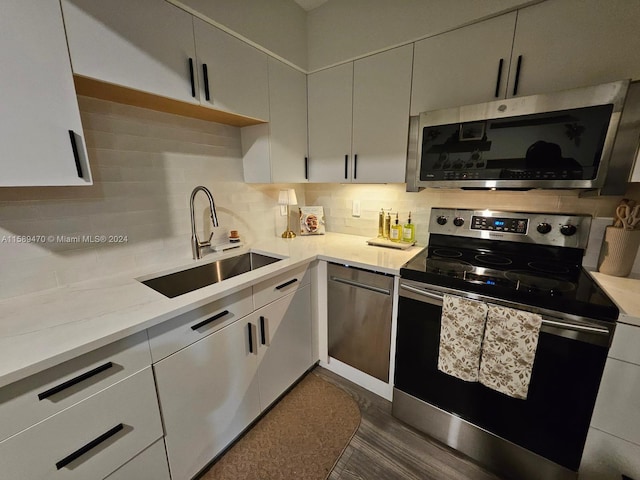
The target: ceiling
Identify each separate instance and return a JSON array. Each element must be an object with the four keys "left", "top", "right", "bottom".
[{"left": 293, "top": 0, "right": 328, "bottom": 11}]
